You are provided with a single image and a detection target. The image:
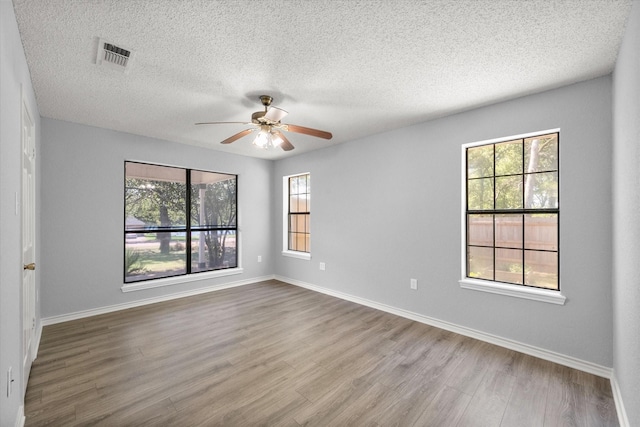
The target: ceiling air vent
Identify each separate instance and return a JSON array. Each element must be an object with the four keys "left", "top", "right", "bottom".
[{"left": 96, "top": 38, "right": 134, "bottom": 73}]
